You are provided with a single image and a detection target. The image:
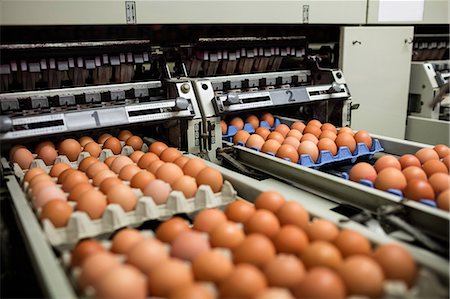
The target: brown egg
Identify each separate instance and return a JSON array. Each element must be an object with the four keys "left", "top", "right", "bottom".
[
  {"left": 437, "top": 189, "right": 450, "bottom": 210},
  {"left": 110, "top": 155, "right": 133, "bottom": 173},
  {"left": 434, "top": 144, "right": 450, "bottom": 159},
  {"left": 103, "top": 137, "right": 122, "bottom": 155},
  {"left": 160, "top": 147, "right": 182, "bottom": 162},
  {"left": 219, "top": 263, "right": 267, "bottom": 299},
  {"left": 12, "top": 147, "right": 34, "bottom": 169},
  {"left": 233, "top": 130, "right": 251, "bottom": 144},
  {"left": 422, "top": 160, "right": 448, "bottom": 177},
  {"left": 274, "top": 124, "right": 290, "bottom": 138},
  {"left": 225, "top": 200, "right": 255, "bottom": 223},
  {"left": 104, "top": 155, "right": 117, "bottom": 168},
  {"left": 78, "top": 156, "right": 98, "bottom": 172},
  {"left": 317, "top": 138, "right": 338, "bottom": 156},
  {"left": 127, "top": 238, "right": 169, "bottom": 273},
  {"left": 292, "top": 267, "right": 346, "bottom": 299},
  {"left": 9, "top": 144, "right": 26, "bottom": 161},
  {"left": 261, "top": 113, "right": 275, "bottom": 127},
  {"left": 321, "top": 123, "right": 337, "bottom": 134},
  {"left": 33, "top": 185, "right": 67, "bottom": 208},
  {"left": 118, "top": 130, "right": 133, "bottom": 141},
  {"left": 156, "top": 217, "right": 190, "bottom": 243},
  {"left": 149, "top": 141, "right": 168, "bottom": 156},
  {"left": 99, "top": 177, "right": 123, "bottom": 194},
  {"left": 286, "top": 129, "right": 303, "bottom": 141},
  {"left": 126, "top": 135, "right": 144, "bottom": 151},
  {"left": 335, "top": 133, "right": 356, "bottom": 153},
  {"left": 90, "top": 170, "right": 113, "bottom": 187},
  {"left": 31, "top": 180, "right": 56, "bottom": 197},
  {"left": 83, "top": 142, "right": 102, "bottom": 158},
  {"left": 338, "top": 255, "right": 384, "bottom": 298},
  {"left": 273, "top": 225, "right": 309, "bottom": 255},
  {"left": 35, "top": 140, "right": 55, "bottom": 153},
  {"left": 170, "top": 231, "right": 211, "bottom": 262},
  {"left": 155, "top": 162, "right": 184, "bottom": 185},
  {"left": 255, "top": 127, "right": 271, "bottom": 140},
  {"left": 276, "top": 201, "right": 309, "bottom": 230},
  {"left": 301, "top": 241, "right": 343, "bottom": 270},
  {"left": 300, "top": 133, "right": 319, "bottom": 145},
  {"left": 107, "top": 184, "right": 137, "bottom": 212},
  {"left": 137, "top": 152, "right": 159, "bottom": 169},
  {"left": 174, "top": 156, "right": 190, "bottom": 169},
  {"left": 193, "top": 208, "right": 227, "bottom": 233},
  {"left": 37, "top": 145, "right": 58, "bottom": 165},
  {"left": 68, "top": 182, "right": 94, "bottom": 202},
  {"left": 264, "top": 254, "right": 305, "bottom": 289},
  {"left": 354, "top": 130, "right": 372, "bottom": 149},
  {"left": 338, "top": 127, "right": 353, "bottom": 135},
  {"left": 283, "top": 136, "right": 300, "bottom": 150},
  {"left": 146, "top": 160, "right": 165, "bottom": 175},
  {"left": 267, "top": 131, "right": 285, "bottom": 144},
  {"left": 39, "top": 199, "right": 73, "bottom": 228},
  {"left": 298, "top": 141, "right": 319, "bottom": 162},
  {"left": 111, "top": 228, "right": 144, "bottom": 254},
  {"left": 62, "top": 170, "right": 89, "bottom": 192},
  {"left": 172, "top": 175, "right": 198, "bottom": 198},
  {"left": 319, "top": 130, "right": 337, "bottom": 141},
  {"left": 192, "top": 249, "right": 234, "bottom": 283},
  {"left": 58, "top": 138, "right": 82, "bottom": 161},
  {"left": 71, "top": 239, "right": 105, "bottom": 267},
  {"left": 221, "top": 120, "right": 228, "bottom": 134},
  {"left": 261, "top": 139, "right": 282, "bottom": 154},
  {"left": 130, "top": 171, "right": 155, "bottom": 190},
  {"left": 399, "top": 154, "right": 421, "bottom": 169},
  {"left": 374, "top": 167, "right": 407, "bottom": 191},
  {"left": 416, "top": 148, "right": 439, "bottom": 164},
  {"left": 29, "top": 172, "right": 53, "bottom": 187},
  {"left": 404, "top": 179, "right": 435, "bottom": 200},
  {"left": 49, "top": 162, "right": 71, "bottom": 177},
  {"left": 86, "top": 161, "right": 109, "bottom": 179},
  {"left": 245, "top": 209, "right": 280, "bottom": 238},
  {"left": 95, "top": 265, "right": 147, "bottom": 299},
  {"left": 24, "top": 167, "right": 46, "bottom": 183},
  {"left": 209, "top": 221, "right": 245, "bottom": 249},
  {"left": 349, "top": 162, "right": 377, "bottom": 183},
  {"left": 76, "top": 189, "right": 108, "bottom": 219},
  {"left": 246, "top": 115, "right": 260, "bottom": 129},
  {"left": 129, "top": 150, "right": 145, "bottom": 163},
  {"left": 119, "top": 164, "right": 141, "bottom": 181},
  {"left": 148, "top": 259, "right": 194, "bottom": 297},
  {"left": 246, "top": 134, "right": 265, "bottom": 150},
  {"left": 276, "top": 144, "right": 299, "bottom": 163},
  {"left": 78, "top": 252, "right": 121, "bottom": 291},
  {"left": 429, "top": 173, "right": 450, "bottom": 195},
  {"left": 196, "top": 167, "right": 223, "bottom": 192},
  {"left": 290, "top": 121, "right": 306, "bottom": 133},
  {"left": 57, "top": 168, "right": 76, "bottom": 184},
  {"left": 306, "top": 219, "right": 339, "bottom": 242},
  {"left": 98, "top": 133, "right": 112, "bottom": 144},
  {"left": 230, "top": 117, "right": 245, "bottom": 130},
  {"left": 443, "top": 155, "right": 450, "bottom": 170},
  {"left": 142, "top": 179, "right": 172, "bottom": 205},
  {"left": 303, "top": 125, "right": 322, "bottom": 138},
  {"left": 402, "top": 166, "right": 427, "bottom": 182},
  {"left": 233, "top": 233, "right": 276, "bottom": 267},
  {"left": 373, "top": 243, "right": 416, "bottom": 287},
  {"left": 334, "top": 229, "right": 372, "bottom": 257},
  {"left": 170, "top": 283, "right": 214, "bottom": 299},
  {"left": 183, "top": 158, "right": 207, "bottom": 178},
  {"left": 374, "top": 155, "right": 401, "bottom": 172},
  {"left": 255, "top": 288, "right": 295, "bottom": 299},
  {"left": 308, "top": 119, "right": 322, "bottom": 127},
  {"left": 79, "top": 136, "right": 95, "bottom": 147},
  {"left": 255, "top": 191, "right": 286, "bottom": 212}
]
